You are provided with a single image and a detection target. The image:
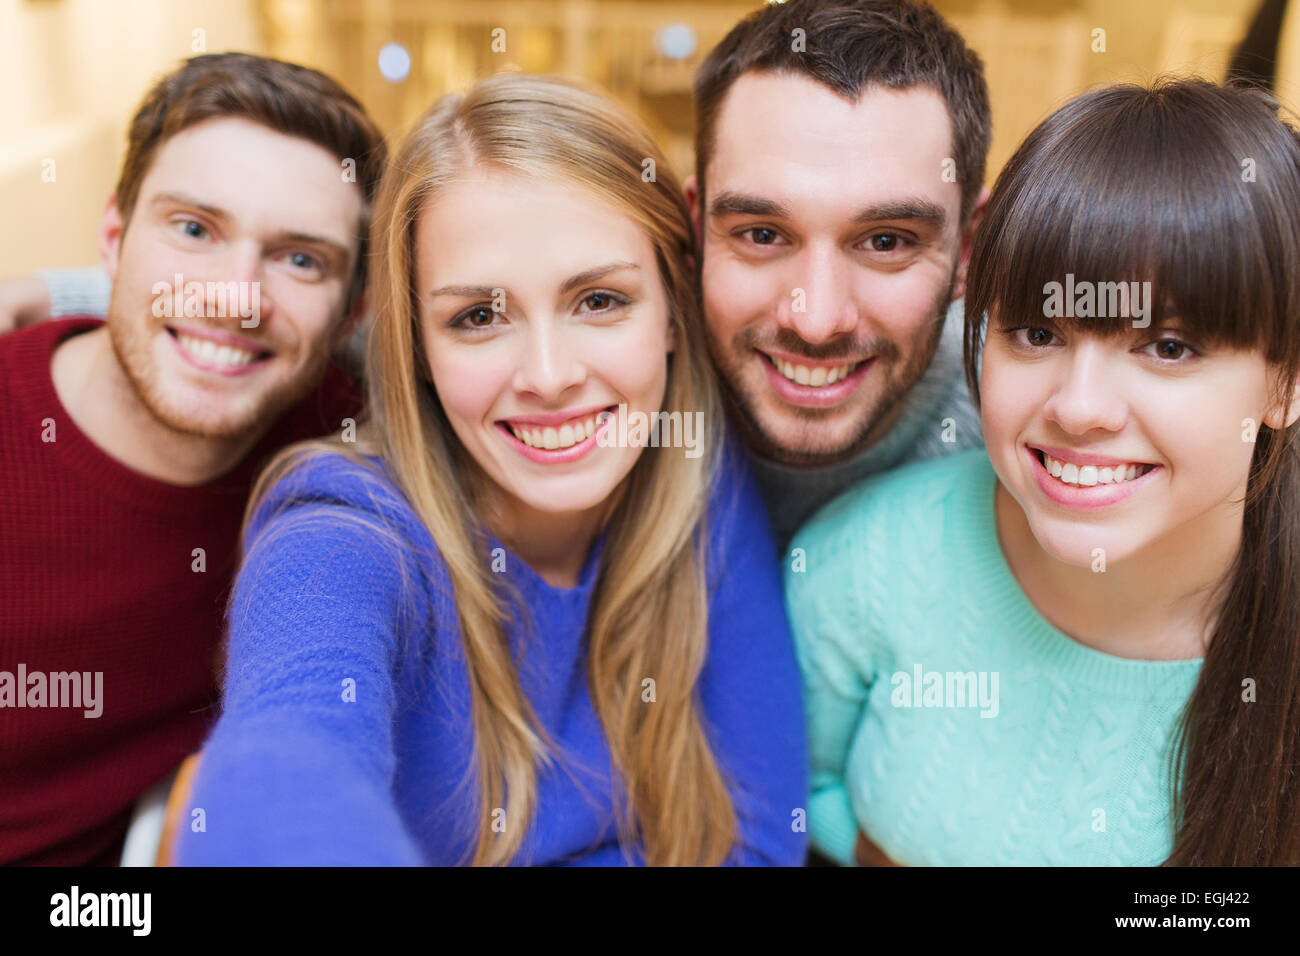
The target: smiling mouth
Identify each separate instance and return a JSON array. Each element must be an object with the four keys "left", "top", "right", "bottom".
[
  {"left": 166, "top": 326, "right": 273, "bottom": 367},
  {"left": 761, "top": 352, "right": 867, "bottom": 387},
  {"left": 499, "top": 405, "right": 617, "bottom": 451},
  {"left": 1033, "top": 447, "right": 1156, "bottom": 487}
]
